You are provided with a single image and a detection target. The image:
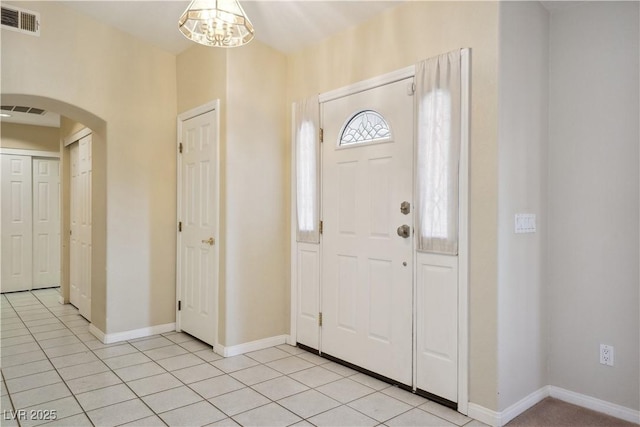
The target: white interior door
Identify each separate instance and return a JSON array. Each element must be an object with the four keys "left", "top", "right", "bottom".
[
  {"left": 70, "top": 144, "right": 80, "bottom": 306},
  {"left": 70, "top": 135, "right": 92, "bottom": 319},
  {"left": 178, "top": 109, "right": 218, "bottom": 346},
  {"left": 1, "top": 154, "right": 33, "bottom": 292},
  {"left": 321, "top": 79, "right": 414, "bottom": 385},
  {"left": 32, "top": 158, "right": 61, "bottom": 289}
]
